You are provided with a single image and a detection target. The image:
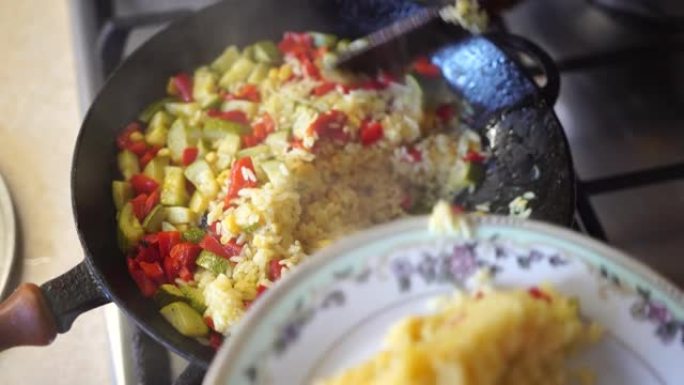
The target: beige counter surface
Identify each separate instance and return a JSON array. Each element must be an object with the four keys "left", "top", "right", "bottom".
[{"left": 0, "top": 0, "right": 111, "bottom": 383}]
